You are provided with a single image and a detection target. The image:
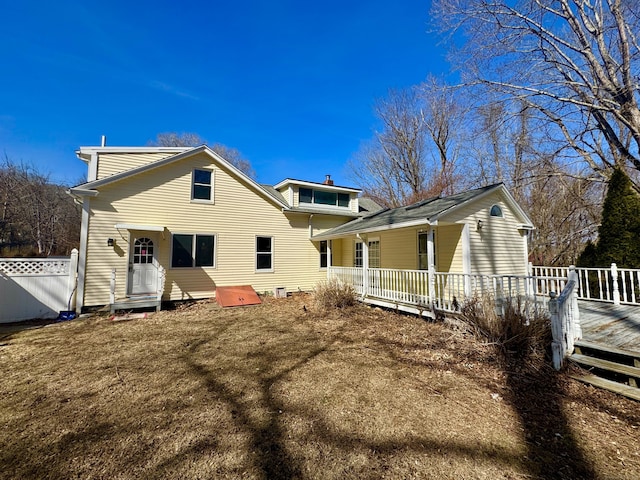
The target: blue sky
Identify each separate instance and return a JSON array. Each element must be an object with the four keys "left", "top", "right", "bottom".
[{"left": 1, "top": 0, "right": 448, "bottom": 187}]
